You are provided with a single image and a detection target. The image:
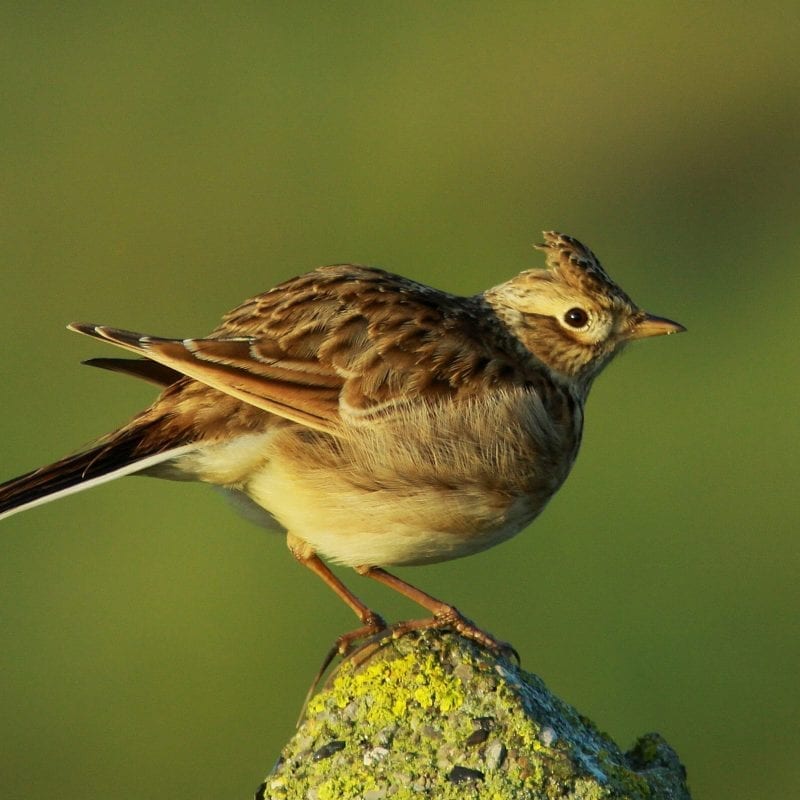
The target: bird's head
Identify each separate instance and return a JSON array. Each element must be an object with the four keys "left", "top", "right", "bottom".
[{"left": 484, "top": 231, "right": 684, "bottom": 390}]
